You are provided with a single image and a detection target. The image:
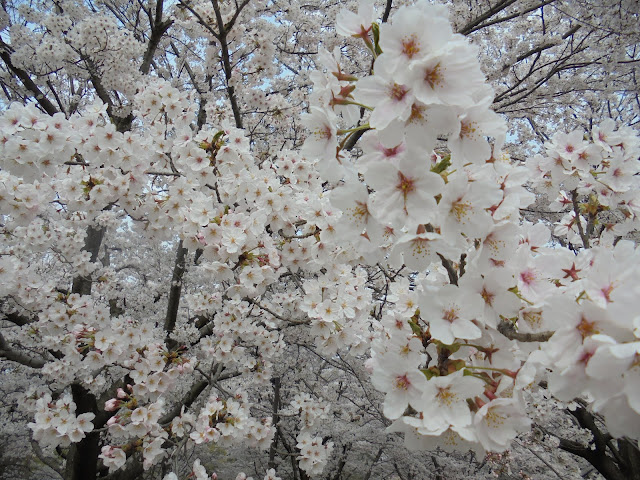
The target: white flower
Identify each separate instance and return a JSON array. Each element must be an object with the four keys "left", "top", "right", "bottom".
[
  {"left": 473, "top": 398, "right": 530, "bottom": 452},
  {"left": 99, "top": 446, "right": 126, "bottom": 472},
  {"left": 419, "top": 284, "right": 483, "bottom": 345},
  {"left": 301, "top": 107, "right": 338, "bottom": 160},
  {"left": 353, "top": 70, "right": 414, "bottom": 130},
  {"left": 420, "top": 371, "right": 485, "bottom": 431},
  {"left": 403, "top": 44, "right": 485, "bottom": 108},
  {"left": 192, "top": 459, "right": 209, "bottom": 480},
  {"left": 370, "top": 353, "right": 427, "bottom": 419},
  {"left": 365, "top": 157, "right": 444, "bottom": 228},
  {"left": 336, "top": 0, "right": 376, "bottom": 38},
  {"left": 263, "top": 468, "right": 282, "bottom": 480},
  {"left": 376, "top": 2, "right": 453, "bottom": 75},
  {"left": 449, "top": 100, "right": 506, "bottom": 164}
]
